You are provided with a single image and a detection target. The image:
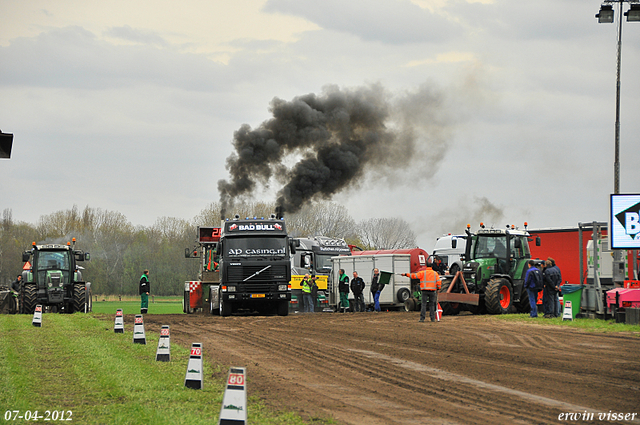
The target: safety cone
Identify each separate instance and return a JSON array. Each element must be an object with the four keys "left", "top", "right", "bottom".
[
  {"left": 436, "top": 303, "right": 443, "bottom": 322},
  {"left": 133, "top": 314, "right": 146, "bottom": 344},
  {"left": 219, "top": 367, "right": 247, "bottom": 425},
  {"left": 32, "top": 305, "right": 43, "bottom": 327},
  {"left": 184, "top": 343, "right": 203, "bottom": 389},
  {"left": 114, "top": 309, "right": 124, "bottom": 333},
  {"left": 155, "top": 325, "right": 170, "bottom": 362}
]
